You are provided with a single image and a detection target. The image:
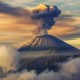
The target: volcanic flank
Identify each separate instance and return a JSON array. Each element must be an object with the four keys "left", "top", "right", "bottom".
[
  {"left": 18, "top": 35, "right": 80, "bottom": 54},
  {"left": 18, "top": 35, "right": 80, "bottom": 74}
]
